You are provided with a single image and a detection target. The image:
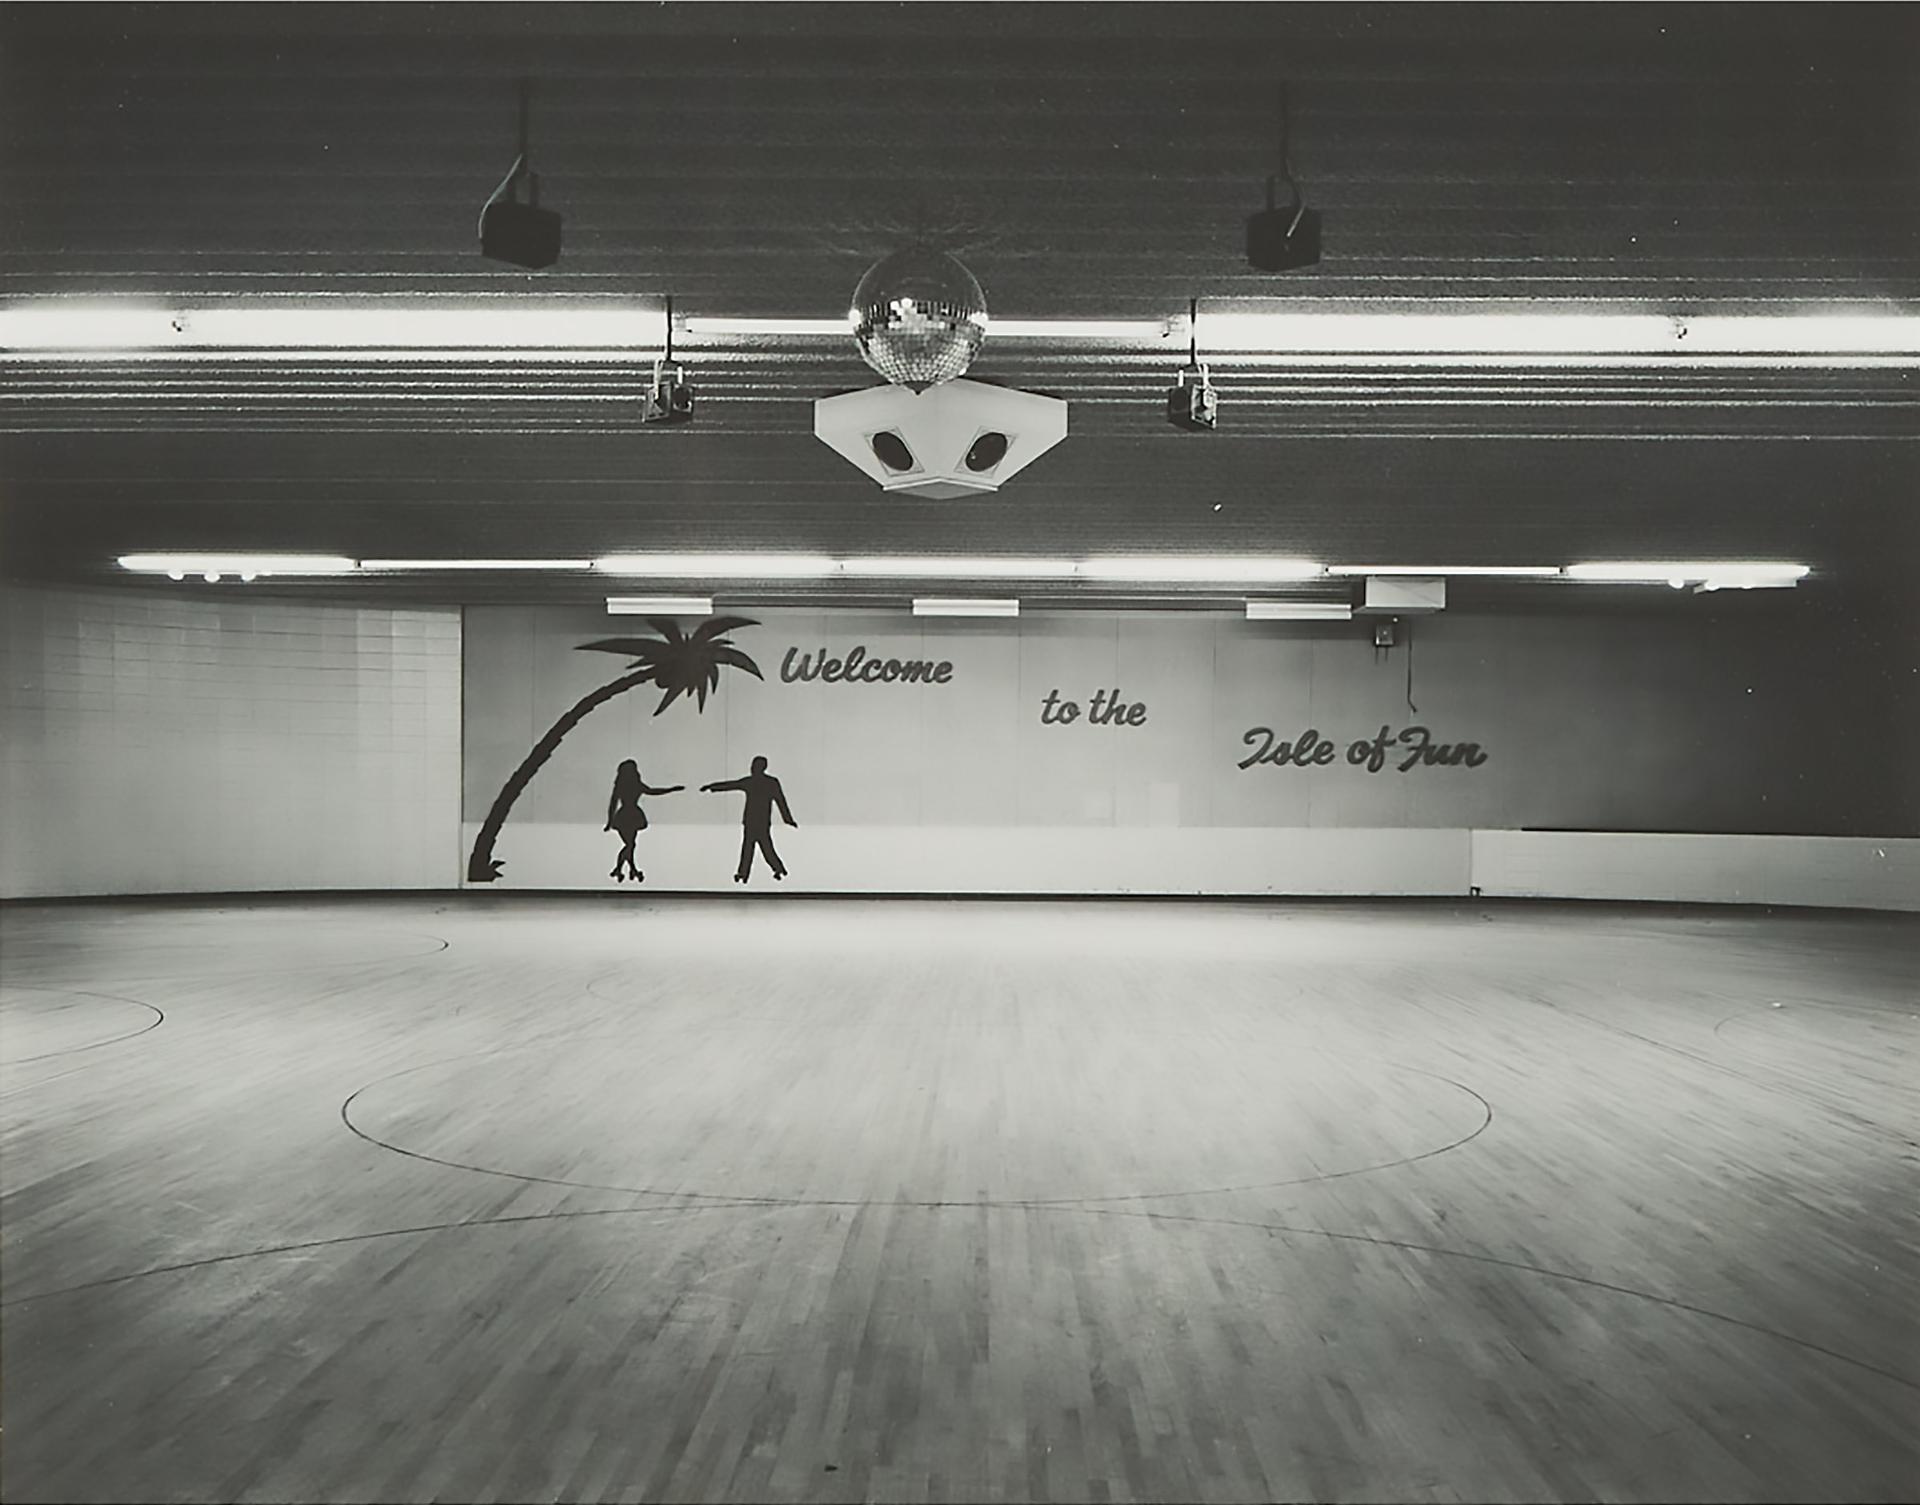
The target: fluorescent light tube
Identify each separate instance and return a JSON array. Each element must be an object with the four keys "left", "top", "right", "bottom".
[
  {"left": 987, "top": 320, "right": 1175, "bottom": 341},
  {"left": 1194, "top": 313, "right": 1920, "bottom": 357},
  {"left": 681, "top": 318, "right": 851, "bottom": 338},
  {"left": 594, "top": 554, "right": 840, "bottom": 579},
  {"left": 1565, "top": 562, "right": 1809, "bottom": 584},
  {"left": 2, "top": 305, "right": 180, "bottom": 350},
  {"left": 841, "top": 557, "right": 1078, "bottom": 579},
  {"left": 359, "top": 558, "right": 594, "bottom": 571},
  {"left": 679, "top": 317, "right": 1174, "bottom": 342},
  {"left": 607, "top": 596, "right": 713, "bottom": 615},
  {"left": 912, "top": 598, "right": 1021, "bottom": 617},
  {"left": 119, "top": 553, "right": 358, "bottom": 576},
  {"left": 2, "top": 304, "right": 667, "bottom": 352},
  {"left": 1324, "top": 565, "right": 1563, "bottom": 578},
  {"left": 1245, "top": 601, "right": 1354, "bottom": 620},
  {"left": 1079, "top": 557, "right": 1324, "bottom": 583}
]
